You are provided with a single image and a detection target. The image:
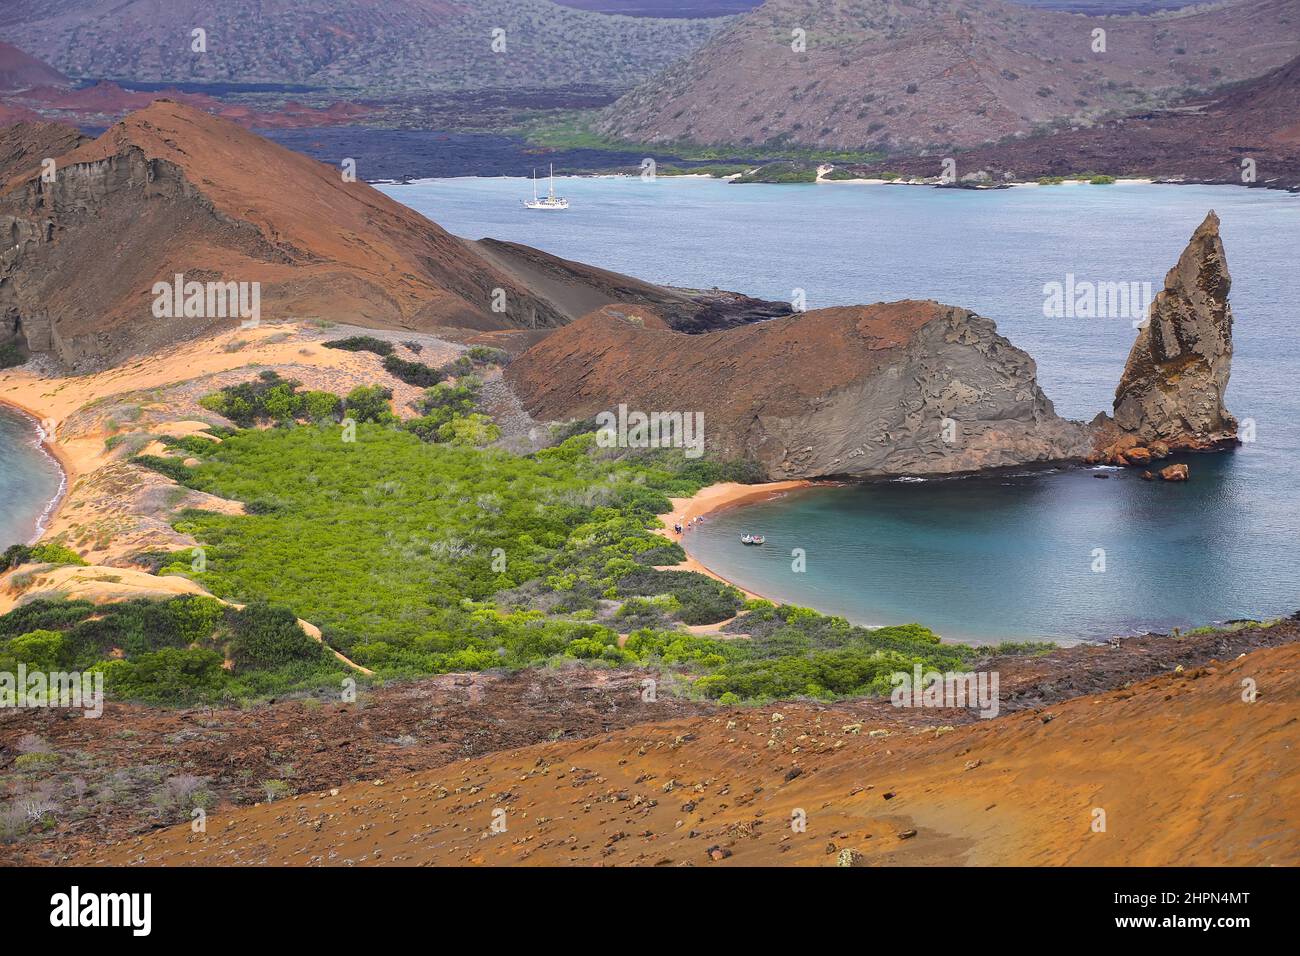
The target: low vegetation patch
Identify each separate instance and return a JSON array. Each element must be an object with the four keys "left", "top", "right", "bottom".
[
  {"left": 322, "top": 336, "right": 394, "bottom": 356},
  {"left": 197, "top": 371, "right": 340, "bottom": 428},
  {"left": 0, "top": 542, "right": 87, "bottom": 574},
  {"left": 0, "top": 597, "right": 343, "bottom": 705},
  {"left": 732, "top": 161, "right": 818, "bottom": 184},
  {"left": 0, "top": 342, "right": 26, "bottom": 370}
]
